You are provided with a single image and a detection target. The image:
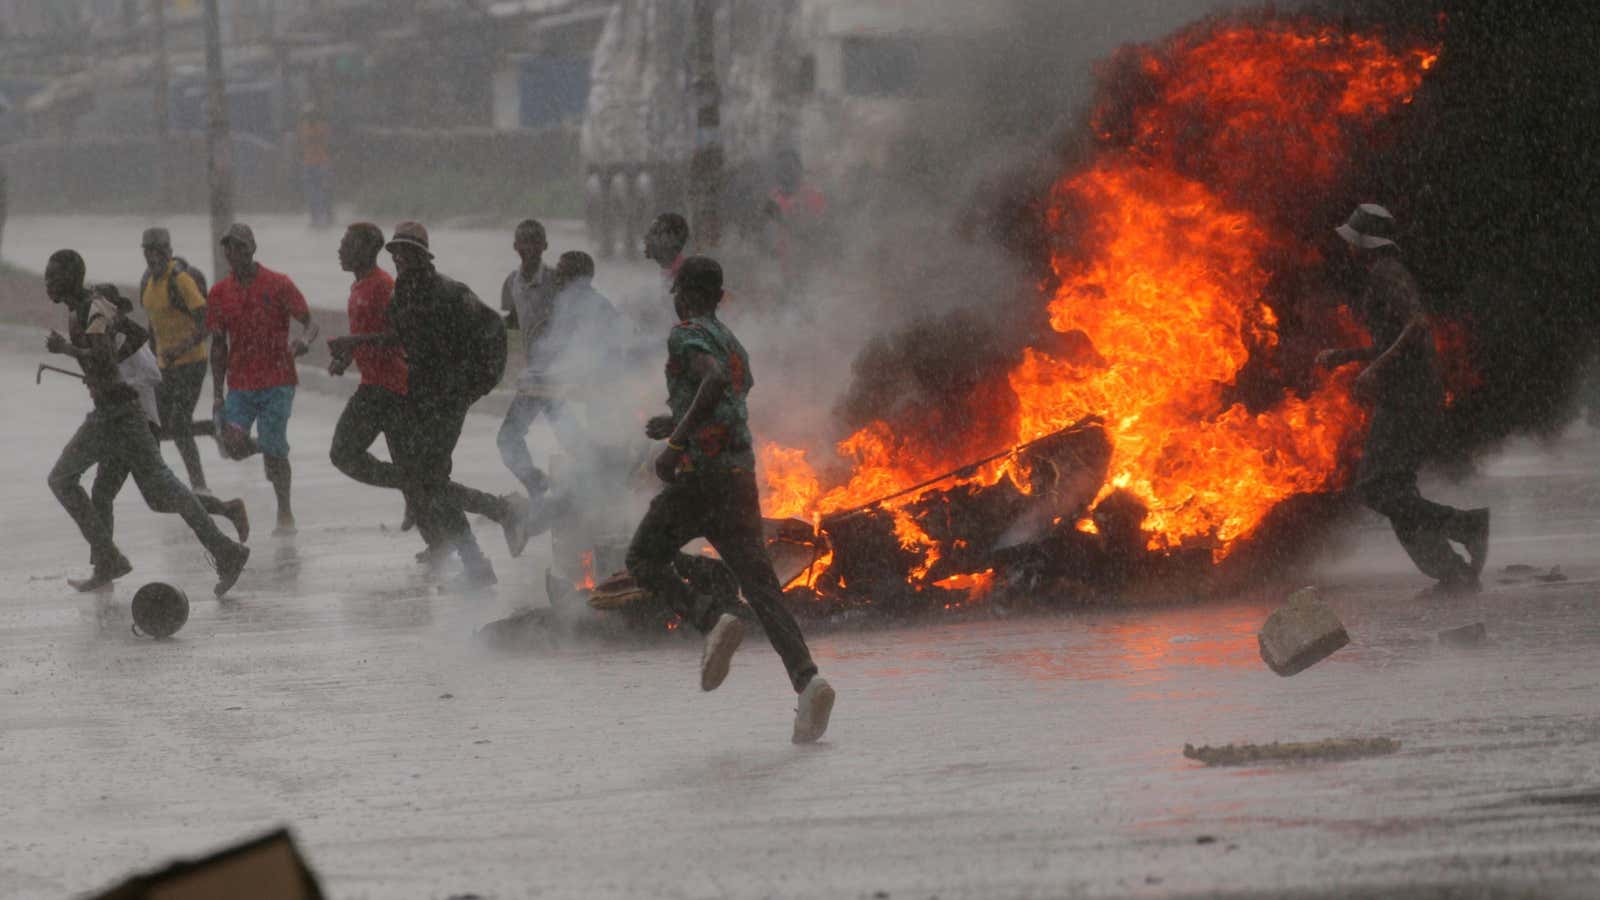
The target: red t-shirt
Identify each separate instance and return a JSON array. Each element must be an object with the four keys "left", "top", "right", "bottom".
[
  {"left": 347, "top": 268, "right": 407, "bottom": 396},
  {"left": 208, "top": 265, "right": 310, "bottom": 391}
]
